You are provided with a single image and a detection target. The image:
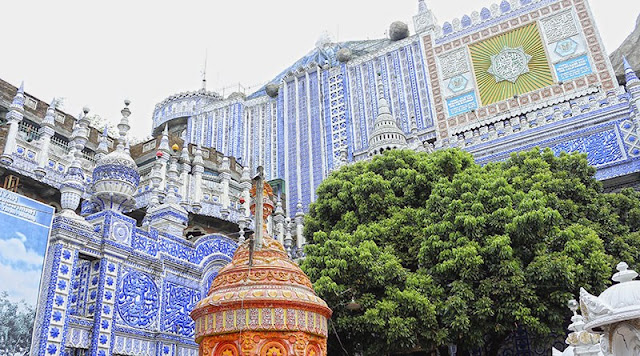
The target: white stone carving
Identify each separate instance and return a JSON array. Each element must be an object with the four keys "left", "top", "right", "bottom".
[
  {"left": 438, "top": 49, "right": 470, "bottom": 79},
  {"left": 540, "top": 10, "right": 579, "bottom": 44},
  {"left": 487, "top": 47, "right": 532, "bottom": 83}
]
